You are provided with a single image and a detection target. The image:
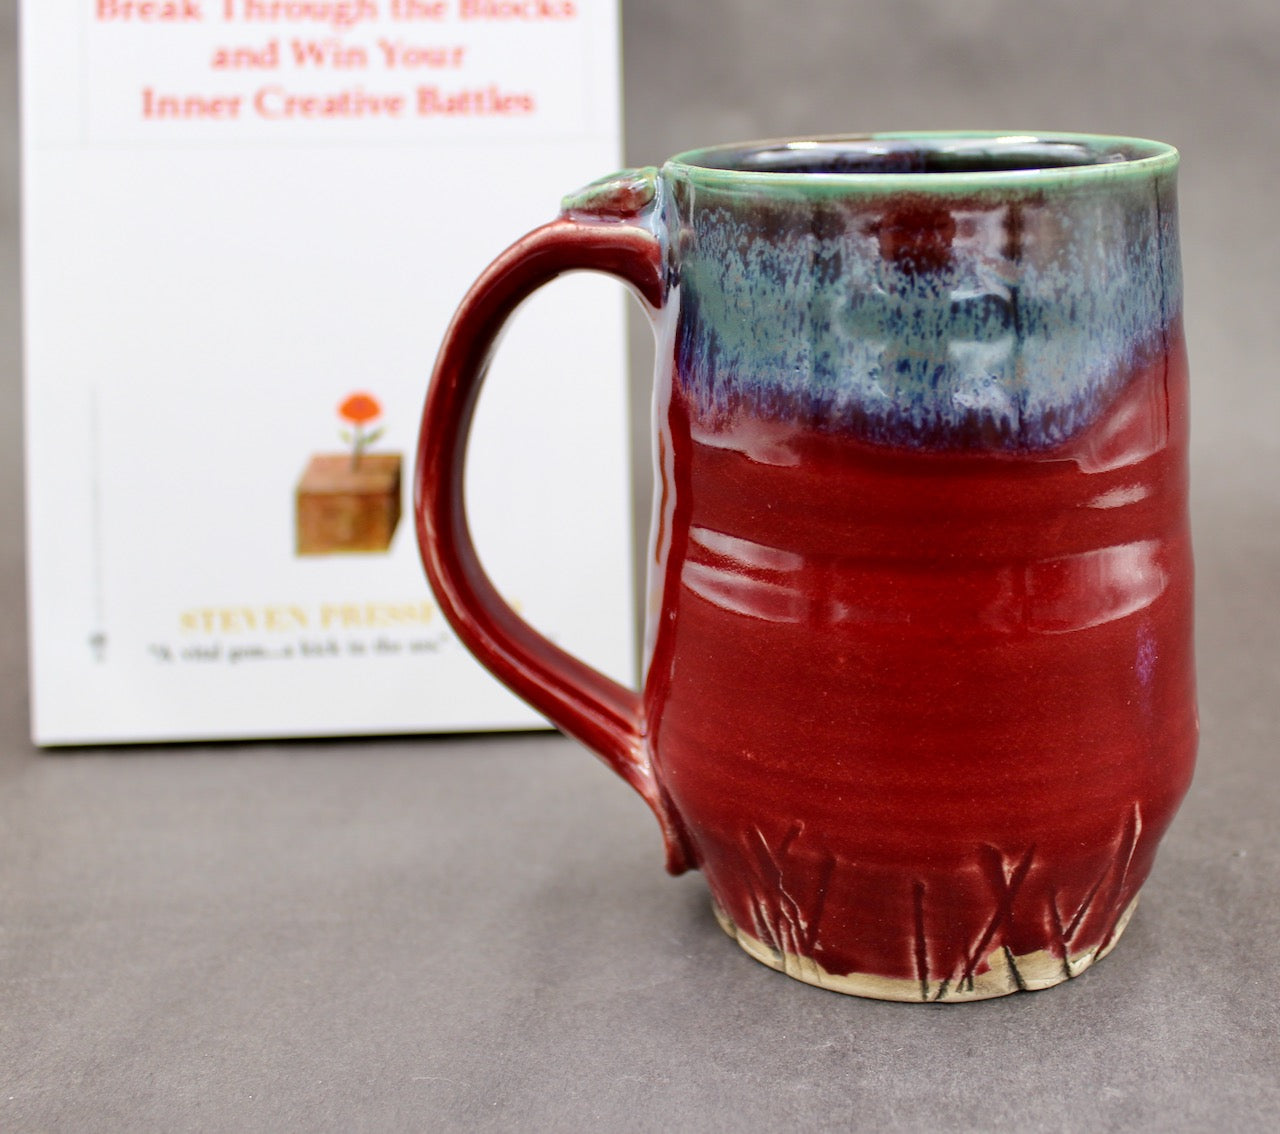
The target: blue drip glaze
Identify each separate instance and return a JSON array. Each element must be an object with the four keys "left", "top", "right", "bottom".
[{"left": 670, "top": 178, "right": 1181, "bottom": 451}]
